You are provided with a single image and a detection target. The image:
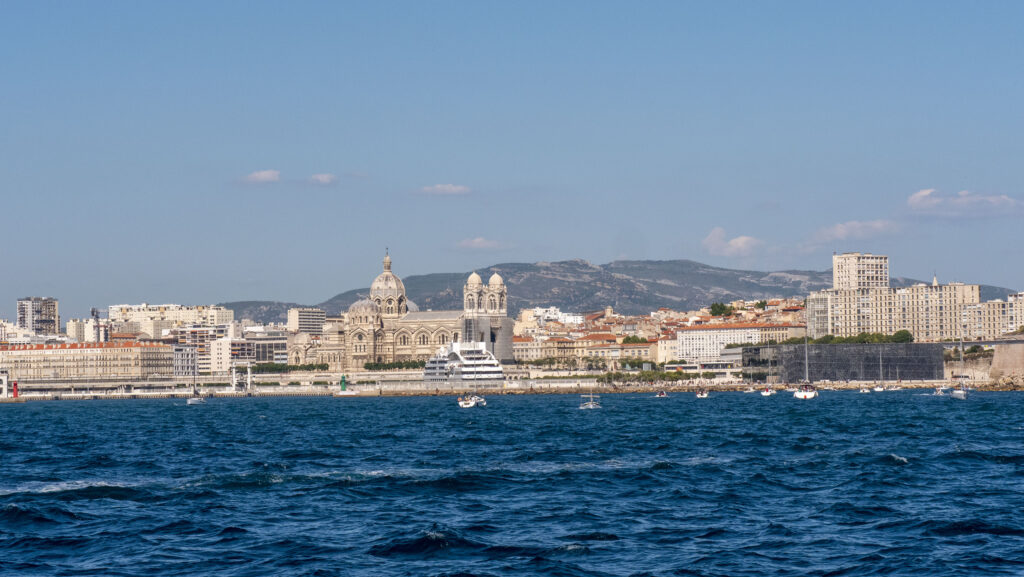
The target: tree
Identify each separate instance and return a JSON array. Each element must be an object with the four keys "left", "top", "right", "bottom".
[
  {"left": 891, "top": 330, "right": 914, "bottom": 343},
  {"left": 621, "top": 335, "right": 648, "bottom": 344},
  {"left": 709, "top": 302, "right": 734, "bottom": 317},
  {"left": 754, "top": 300, "right": 767, "bottom": 310}
]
